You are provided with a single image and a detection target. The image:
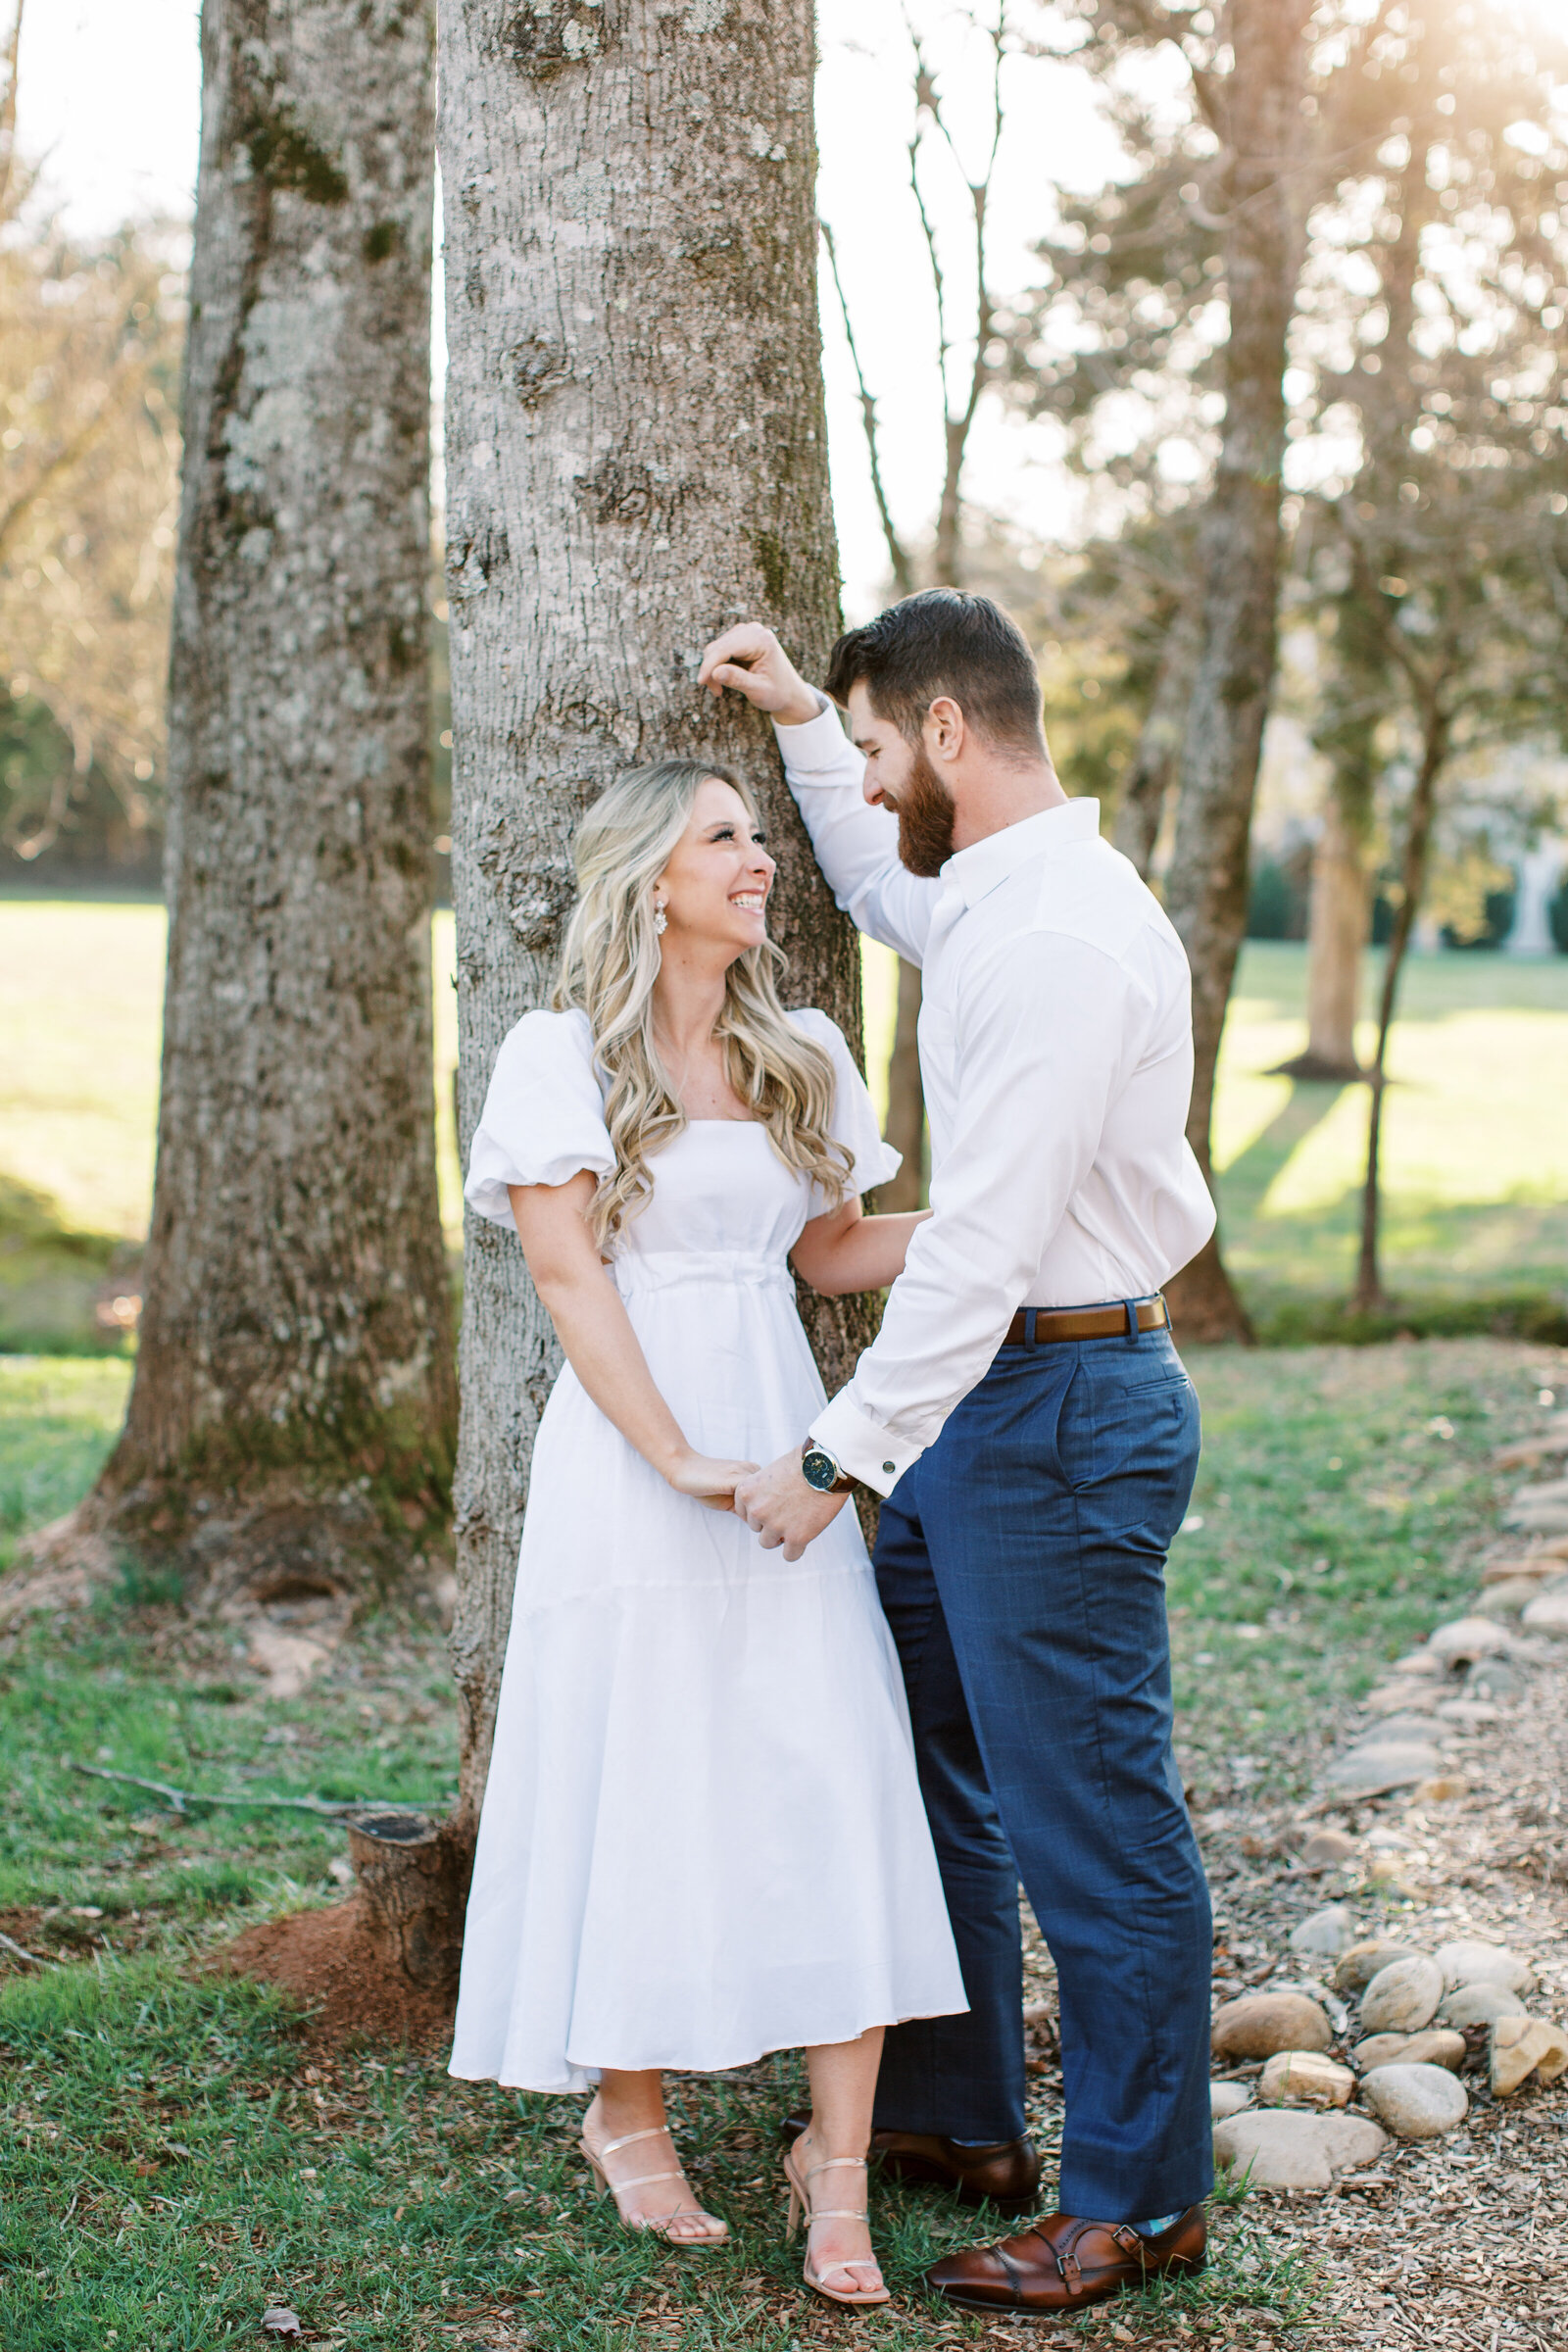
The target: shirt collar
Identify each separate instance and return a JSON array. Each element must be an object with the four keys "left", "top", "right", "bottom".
[{"left": 940, "top": 799, "right": 1102, "bottom": 910}]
